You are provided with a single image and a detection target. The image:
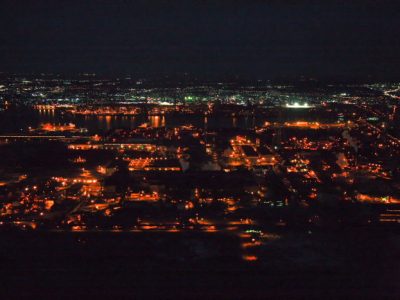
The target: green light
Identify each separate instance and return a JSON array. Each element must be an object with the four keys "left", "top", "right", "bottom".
[{"left": 185, "top": 96, "right": 194, "bottom": 101}]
